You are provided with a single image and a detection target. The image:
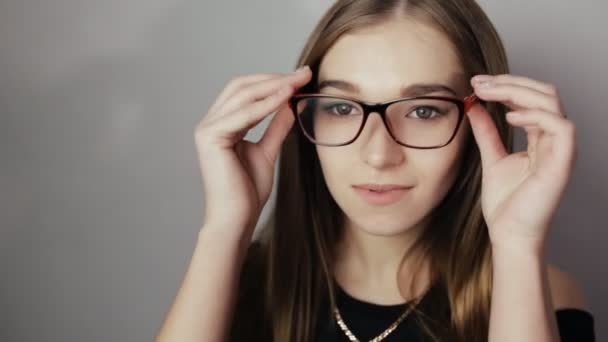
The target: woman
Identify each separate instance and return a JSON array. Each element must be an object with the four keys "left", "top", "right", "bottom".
[{"left": 156, "top": 0, "right": 595, "bottom": 341}]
